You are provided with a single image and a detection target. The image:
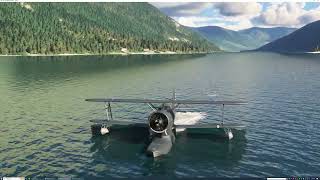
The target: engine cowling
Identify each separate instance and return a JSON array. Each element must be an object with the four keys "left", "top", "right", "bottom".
[{"left": 148, "top": 110, "right": 173, "bottom": 134}]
